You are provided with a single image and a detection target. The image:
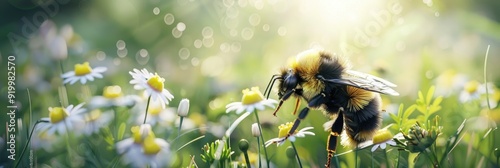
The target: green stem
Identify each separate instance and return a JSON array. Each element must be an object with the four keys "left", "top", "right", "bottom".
[
  {"left": 257, "top": 137, "right": 262, "bottom": 168},
  {"left": 243, "top": 150, "right": 251, "bottom": 168},
  {"left": 15, "top": 121, "right": 45, "bottom": 168},
  {"left": 483, "top": 45, "right": 491, "bottom": 110},
  {"left": 371, "top": 151, "right": 374, "bottom": 168},
  {"left": 397, "top": 150, "right": 401, "bottom": 168},
  {"left": 178, "top": 116, "right": 184, "bottom": 137},
  {"left": 291, "top": 142, "right": 303, "bottom": 168},
  {"left": 355, "top": 147, "right": 358, "bottom": 168},
  {"left": 59, "top": 60, "right": 69, "bottom": 107},
  {"left": 143, "top": 96, "right": 152, "bottom": 124},
  {"left": 254, "top": 112, "right": 270, "bottom": 168}
]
